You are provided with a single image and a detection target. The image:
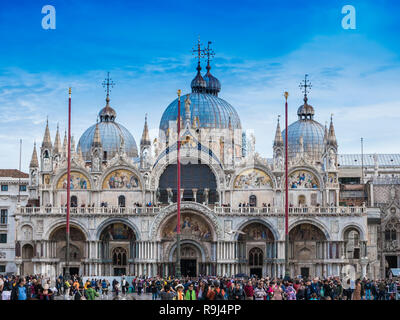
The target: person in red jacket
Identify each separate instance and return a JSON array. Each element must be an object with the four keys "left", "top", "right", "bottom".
[{"left": 244, "top": 281, "right": 254, "bottom": 300}]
